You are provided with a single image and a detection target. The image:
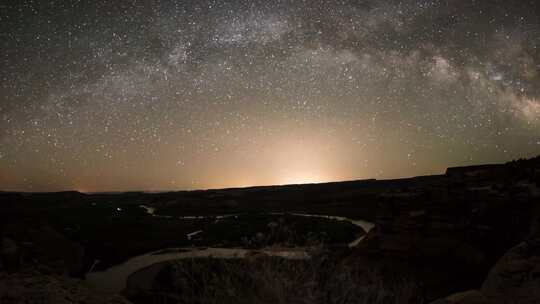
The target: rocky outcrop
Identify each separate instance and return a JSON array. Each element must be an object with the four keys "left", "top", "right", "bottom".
[
  {"left": 481, "top": 239, "right": 540, "bottom": 303},
  {"left": 430, "top": 239, "right": 540, "bottom": 304},
  {"left": 358, "top": 158, "right": 540, "bottom": 302},
  {"left": 445, "top": 164, "right": 507, "bottom": 180}
]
